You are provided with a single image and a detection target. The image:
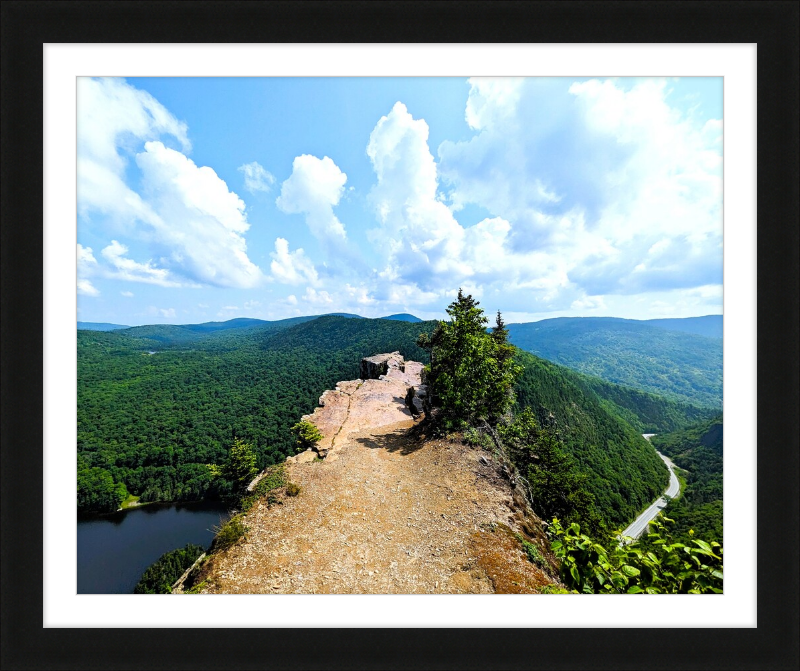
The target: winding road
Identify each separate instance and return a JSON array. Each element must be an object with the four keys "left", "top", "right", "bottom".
[{"left": 619, "top": 435, "right": 680, "bottom": 542}]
